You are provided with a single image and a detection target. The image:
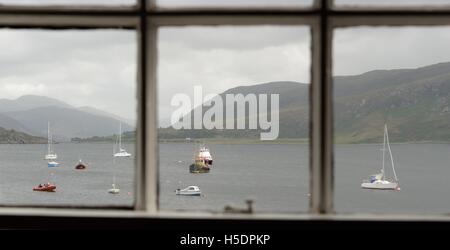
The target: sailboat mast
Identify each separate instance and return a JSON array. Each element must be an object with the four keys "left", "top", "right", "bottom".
[
  {"left": 385, "top": 124, "right": 399, "bottom": 182},
  {"left": 47, "top": 122, "right": 51, "bottom": 154},
  {"left": 119, "top": 123, "right": 122, "bottom": 149},
  {"left": 382, "top": 124, "right": 386, "bottom": 181}
]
